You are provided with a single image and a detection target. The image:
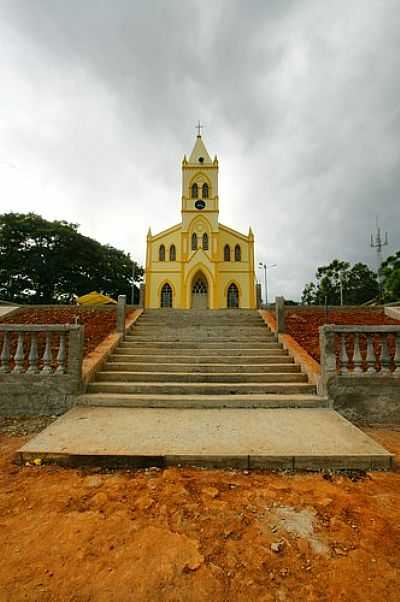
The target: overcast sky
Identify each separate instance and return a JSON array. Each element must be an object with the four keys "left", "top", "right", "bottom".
[{"left": 1, "top": 0, "right": 399, "bottom": 300}]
